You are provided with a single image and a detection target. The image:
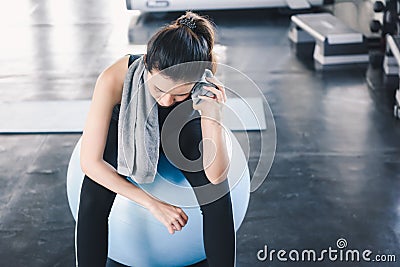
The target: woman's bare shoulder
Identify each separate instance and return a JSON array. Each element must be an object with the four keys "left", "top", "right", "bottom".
[{"left": 97, "top": 55, "right": 130, "bottom": 104}]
